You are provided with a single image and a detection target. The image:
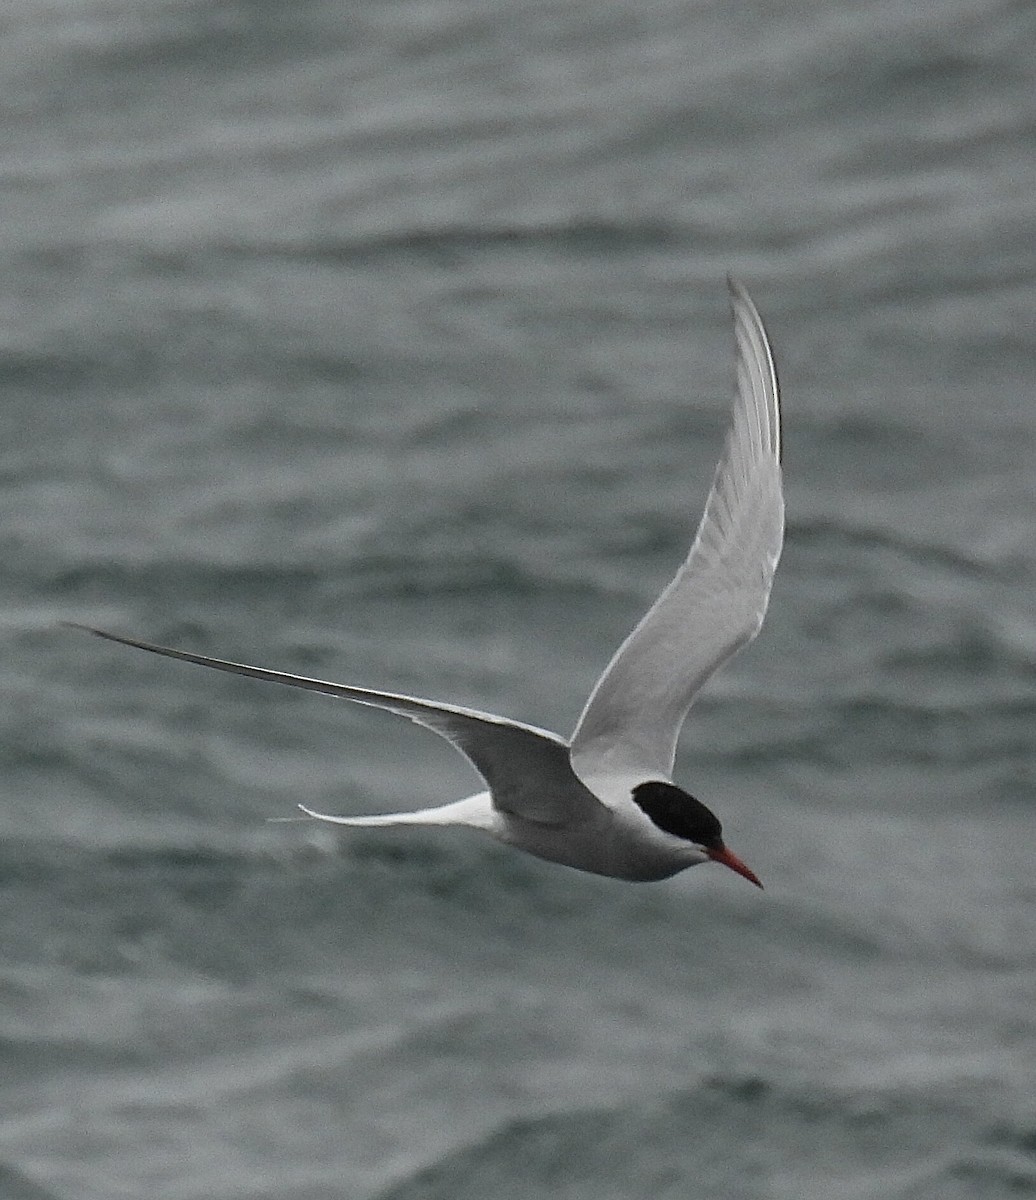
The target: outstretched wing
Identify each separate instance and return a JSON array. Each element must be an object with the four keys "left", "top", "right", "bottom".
[
  {"left": 569, "top": 278, "right": 784, "bottom": 781},
  {"left": 64, "top": 624, "right": 599, "bottom": 825}
]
